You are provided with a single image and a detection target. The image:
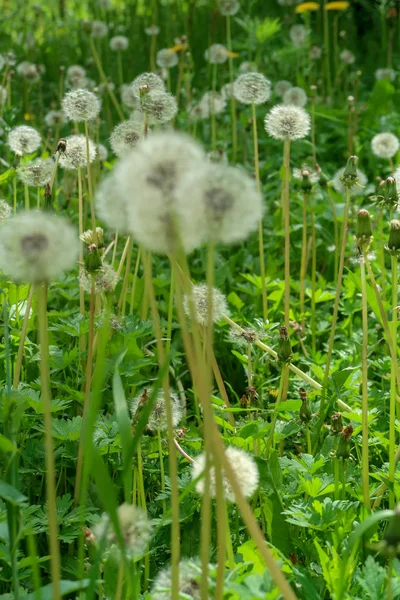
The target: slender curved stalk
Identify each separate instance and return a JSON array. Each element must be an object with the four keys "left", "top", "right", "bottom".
[
  {"left": 165, "top": 267, "right": 175, "bottom": 357},
  {"left": 389, "top": 255, "right": 398, "bottom": 509},
  {"left": 283, "top": 138, "right": 291, "bottom": 328},
  {"left": 226, "top": 14, "right": 237, "bottom": 163},
  {"left": 157, "top": 428, "right": 167, "bottom": 514},
  {"left": 310, "top": 193, "right": 317, "bottom": 352},
  {"left": 129, "top": 246, "right": 142, "bottom": 314},
  {"left": 84, "top": 121, "right": 97, "bottom": 239},
  {"left": 36, "top": 284, "right": 61, "bottom": 600},
  {"left": 13, "top": 286, "right": 34, "bottom": 389},
  {"left": 360, "top": 257, "right": 370, "bottom": 511},
  {"left": 211, "top": 63, "right": 218, "bottom": 151},
  {"left": 265, "top": 365, "right": 288, "bottom": 458},
  {"left": 24, "top": 184, "right": 30, "bottom": 210},
  {"left": 299, "top": 192, "right": 308, "bottom": 328},
  {"left": 327, "top": 187, "right": 339, "bottom": 280}
]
